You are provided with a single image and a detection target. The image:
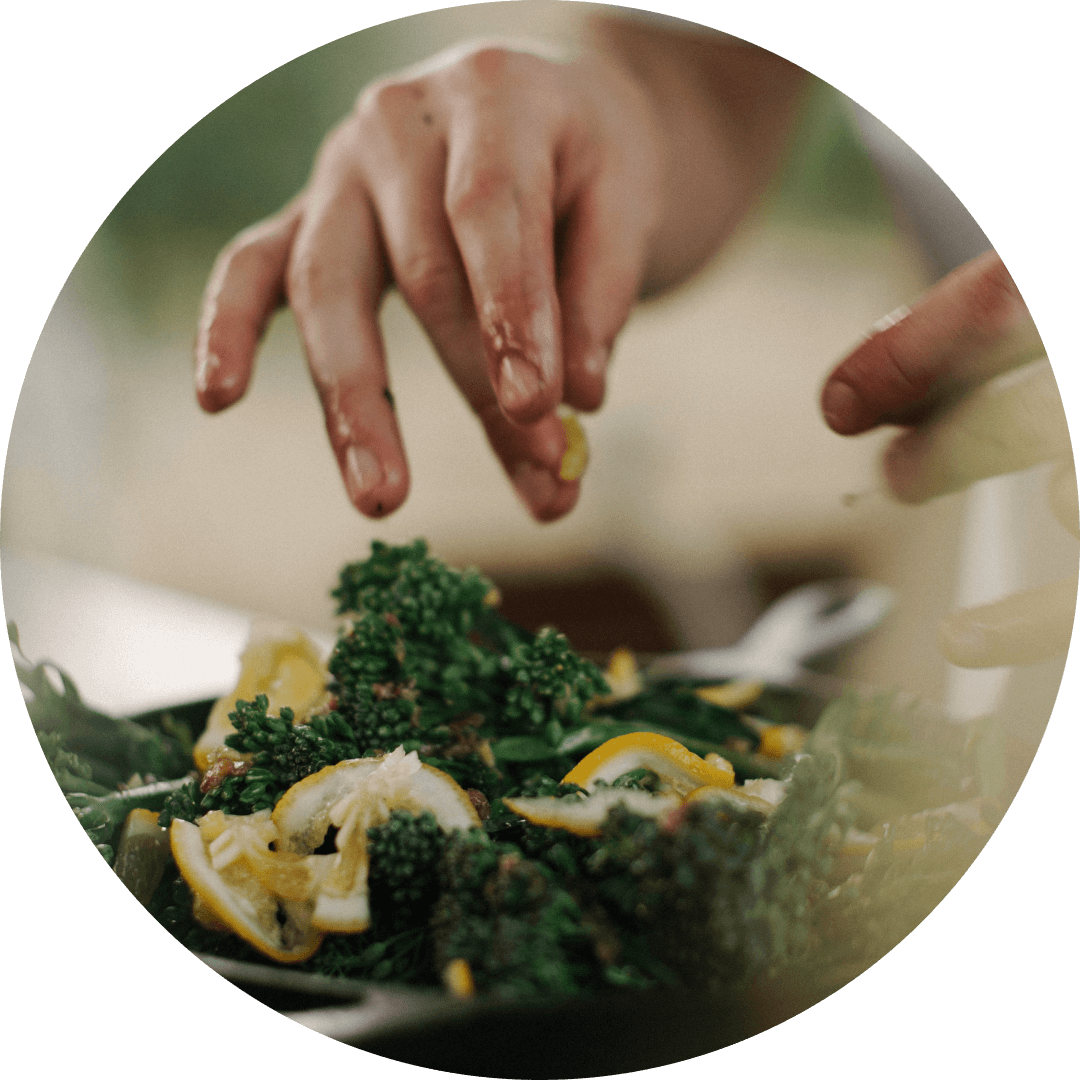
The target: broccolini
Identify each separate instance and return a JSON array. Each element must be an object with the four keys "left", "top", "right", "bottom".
[{"left": 23, "top": 539, "right": 993, "bottom": 1010}]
